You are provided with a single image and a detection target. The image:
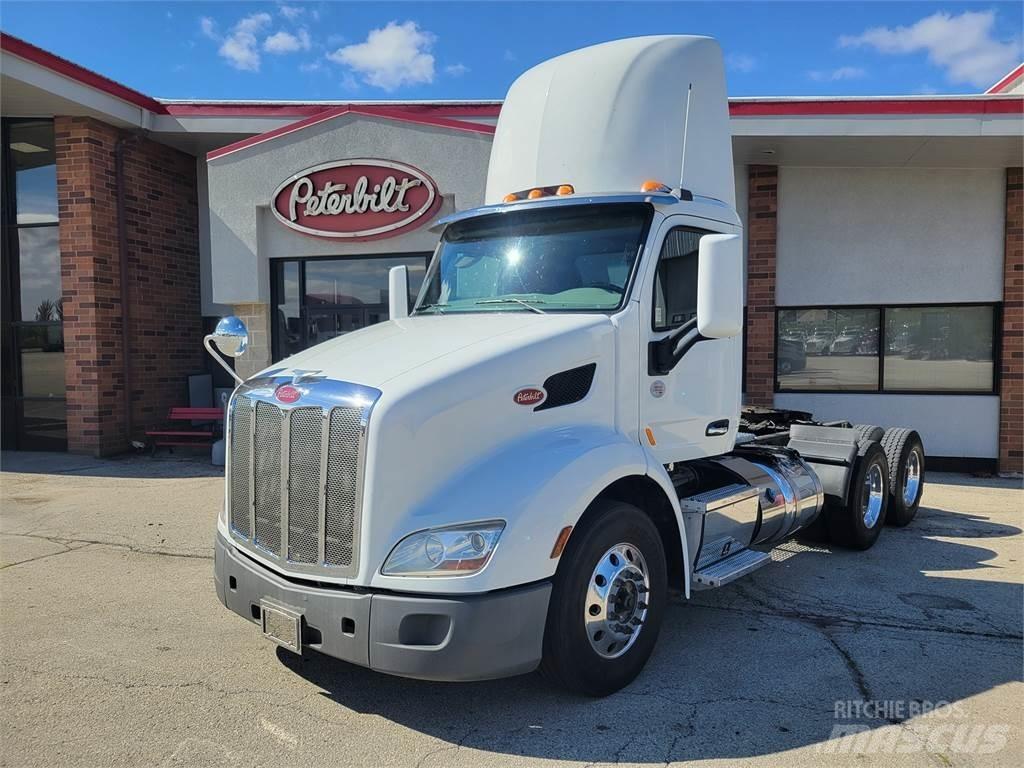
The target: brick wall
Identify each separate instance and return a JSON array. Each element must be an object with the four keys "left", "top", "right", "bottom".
[
  {"left": 1000, "top": 167, "right": 1023, "bottom": 475},
  {"left": 55, "top": 116, "right": 202, "bottom": 456},
  {"left": 121, "top": 132, "right": 204, "bottom": 434},
  {"left": 744, "top": 165, "right": 778, "bottom": 407},
  {"left": 231, "top": 302, "right": 271, "bottom": 380},
  {"left": 56, "top": 117, "right": 125, "bottom": 455}
]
